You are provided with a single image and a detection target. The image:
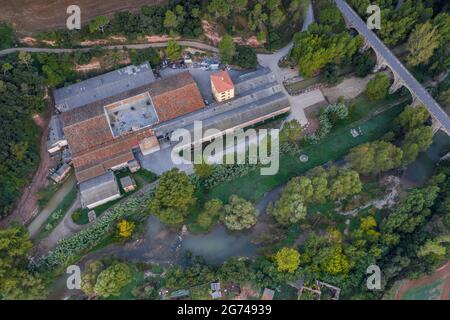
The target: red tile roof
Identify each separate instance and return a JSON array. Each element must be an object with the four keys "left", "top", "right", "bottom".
[
  {"left": 211, "top": 70, "right": 234, "bottom": 93},
  {"left": 60, "top": 71, "right": 204, "bottom": 182},
  {"left": 150, "top": 72, "right": 205, "bottom": 122},
  {"left": 72, "top": 129, "right": 153, "bottom": 182}
]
